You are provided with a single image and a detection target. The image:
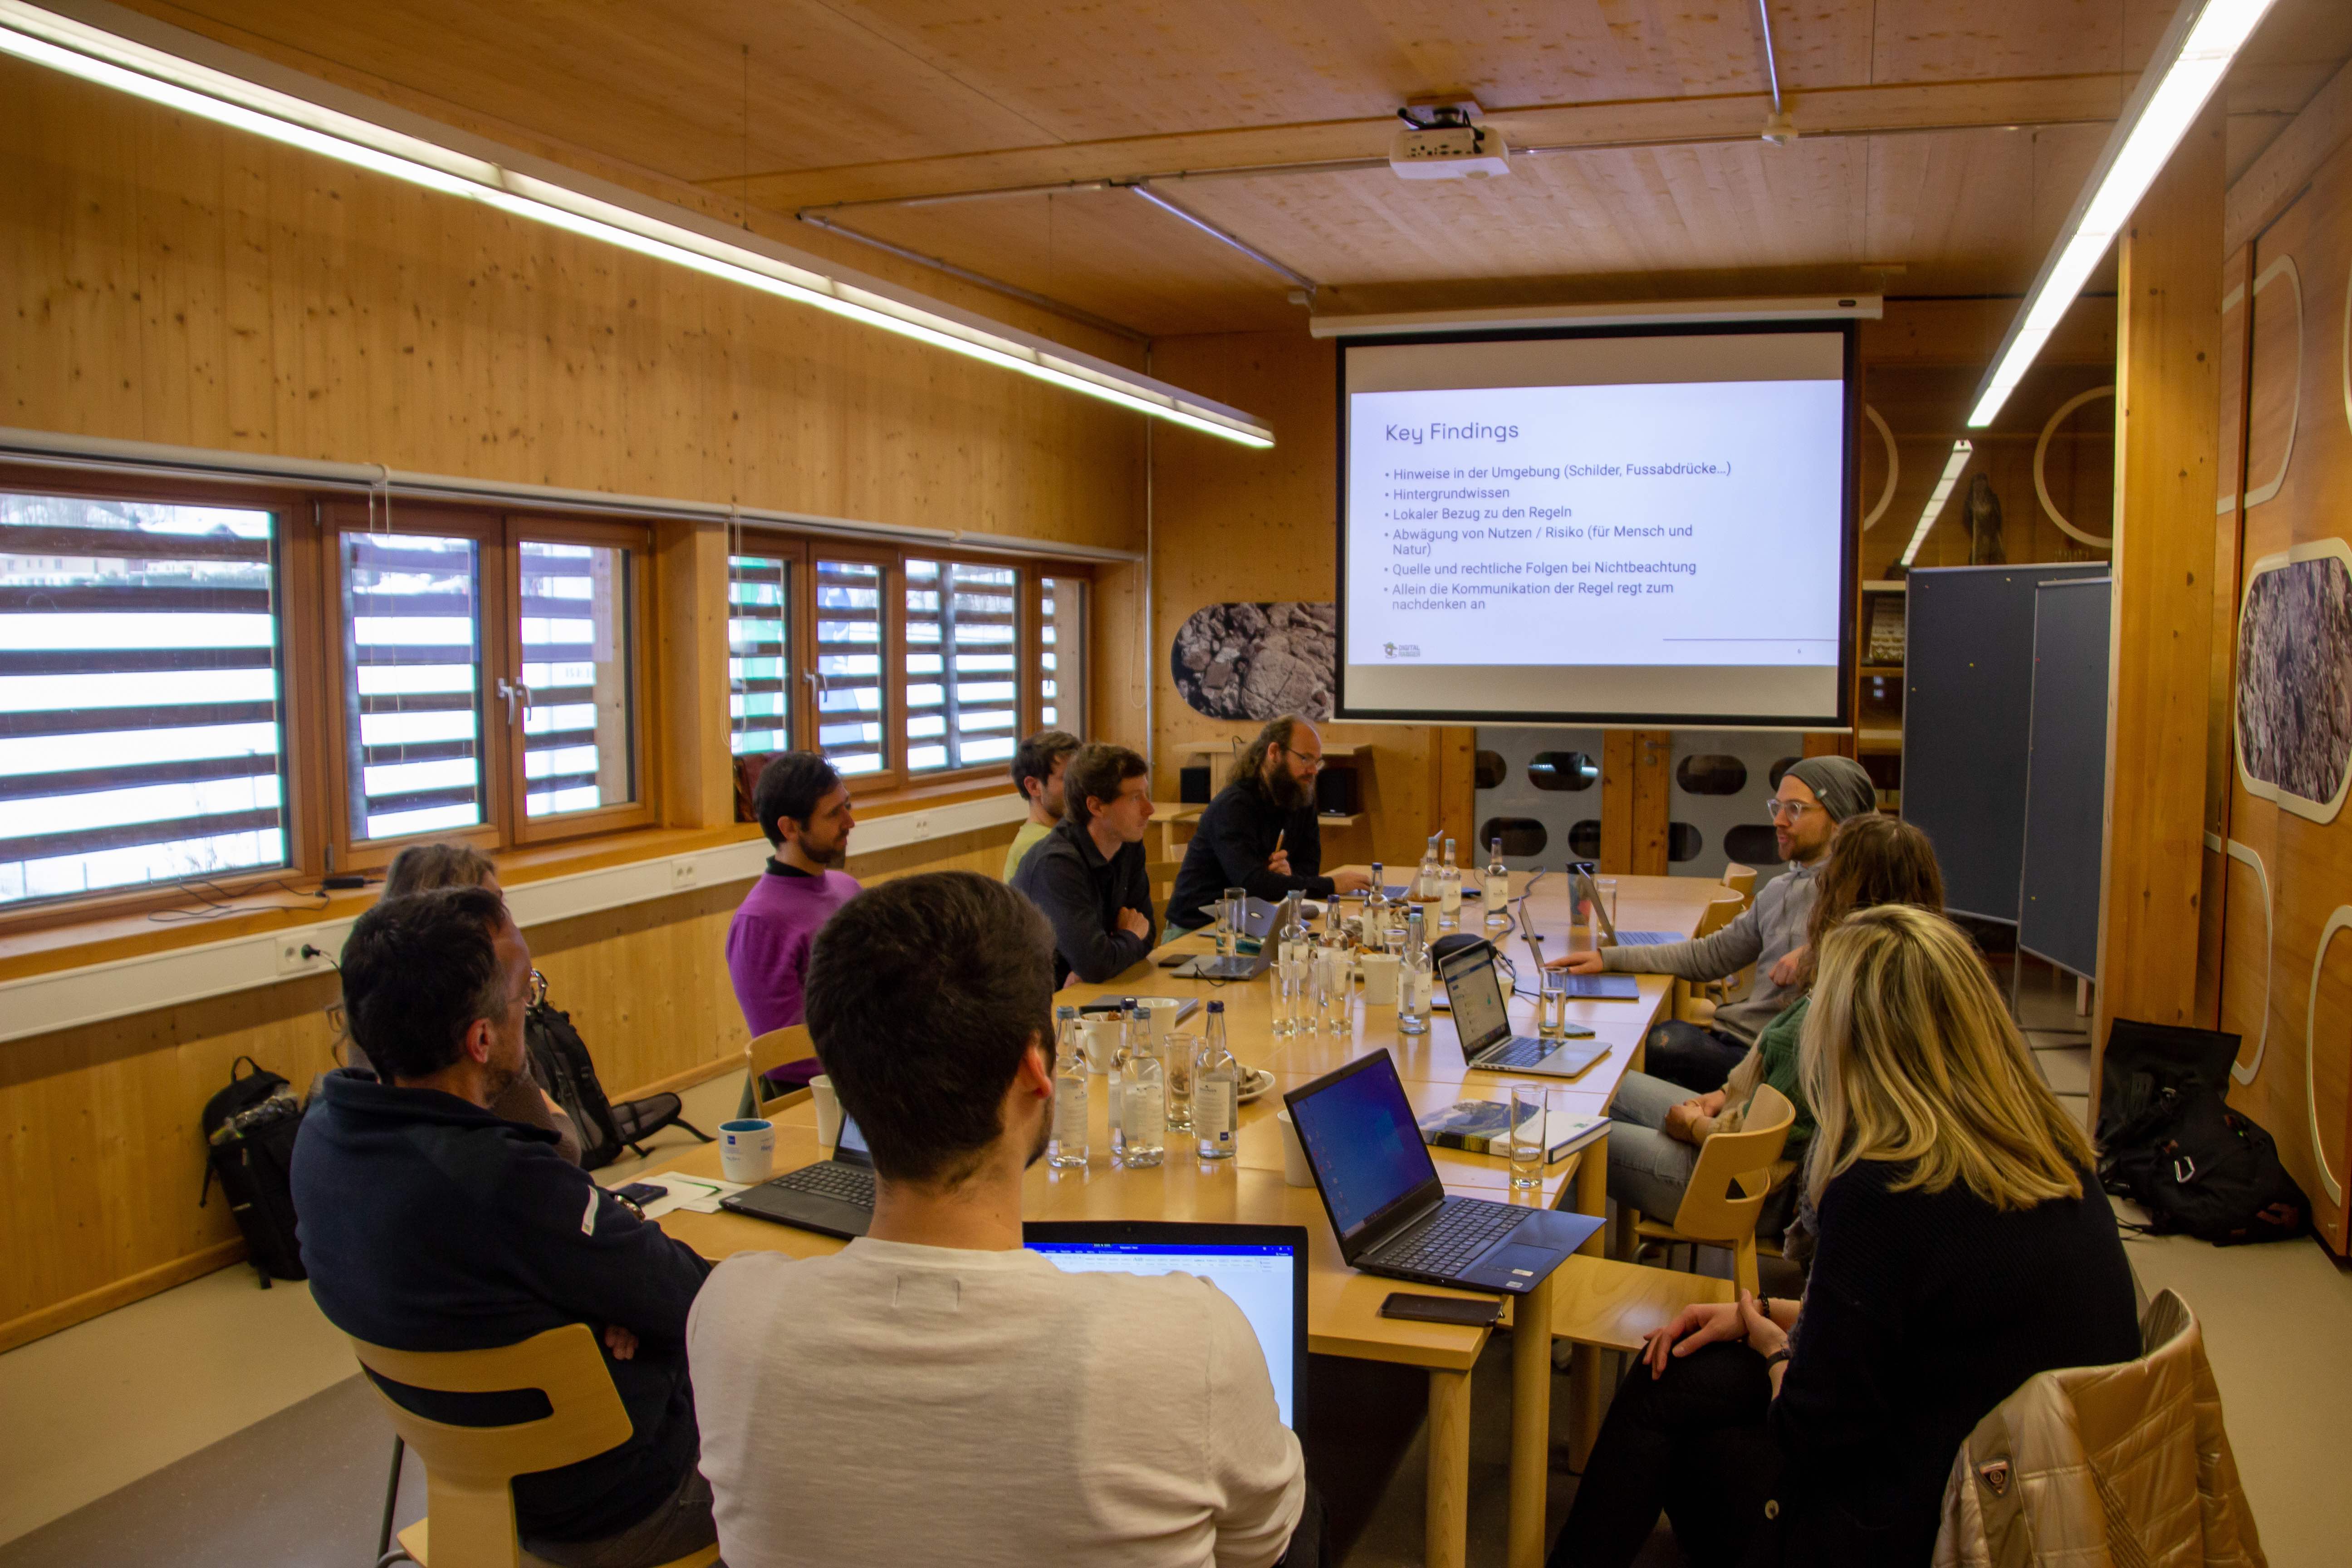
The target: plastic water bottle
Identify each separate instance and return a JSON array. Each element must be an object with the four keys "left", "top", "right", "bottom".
[
  {"left": 1194, "top": 1001, "right": 1239, "bottom": 1160},
  {"left": 1049, "top": 1006, "right": 1089, "bottom": 1168},
  {"left": 1438, "top": 837, "right": 1463, "bottom": 929},
  {"left": 1400, "top": 908, "right": 1434, "bottom": 1037},
  {"left": 1123, "top": 1049, "right": 1166, "bottom": 1166},
  {"left": 1485, "top": 837, "right": 1510, "bottom": 927}
]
